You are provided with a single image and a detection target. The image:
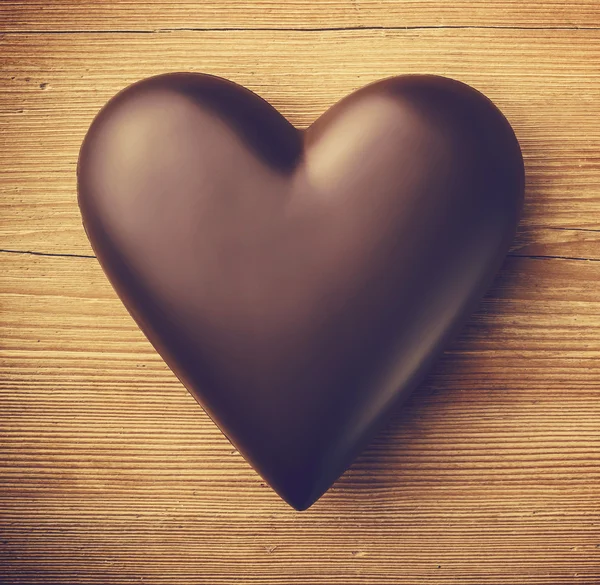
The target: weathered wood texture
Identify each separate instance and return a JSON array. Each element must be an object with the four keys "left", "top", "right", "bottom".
[
  {"left": 1, "top": 0, "right": 600, "bottom": 30},
  {"left": 1, "top": 2, "right": 600, "bottom": 584}
]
